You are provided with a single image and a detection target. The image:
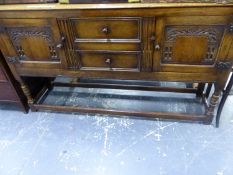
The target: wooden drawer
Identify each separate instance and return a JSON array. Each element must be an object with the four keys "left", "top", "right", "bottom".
[
  {"left": 70, "top": 17, "right": 141, "bottom": 41},
  {"left": 0, "top": 83, "right": 18, "bottom": 102},
  {"left": 78, "top": 52, "right": 141, "bottom": 71},
  {"left": 0, "top": 68, "right": 7, "bottom": 82}
]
